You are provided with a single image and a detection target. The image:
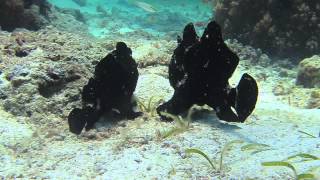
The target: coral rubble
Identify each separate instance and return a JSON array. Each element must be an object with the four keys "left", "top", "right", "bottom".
[
  {"left": 214, "top": 0, "right": 320, "bottom": 59},
  {"left": 0, "top": 0, "right": 51, "bottom": 31},
  {"left": 157, "top": 21, "right": 258, "bottom": 123}
]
